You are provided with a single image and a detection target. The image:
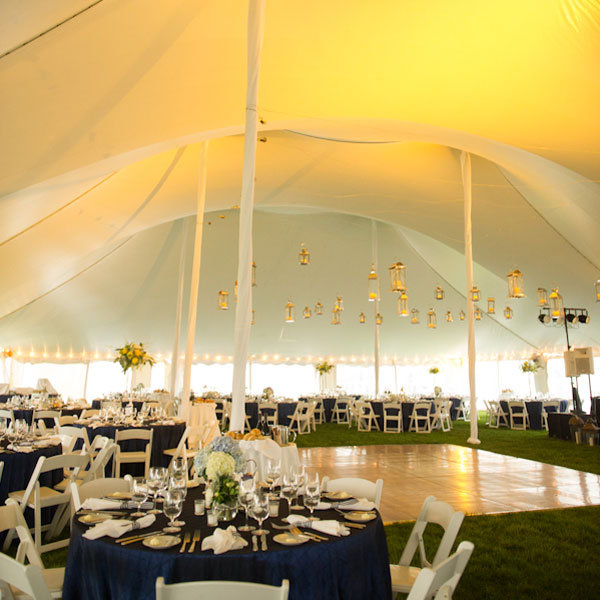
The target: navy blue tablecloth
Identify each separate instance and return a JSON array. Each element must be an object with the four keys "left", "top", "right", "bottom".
[
  {"left": 91, "top": 400, "right": 144, "bottom": 412},
  {"left": 245, "top": 402, "right": 259, "bottom": 429},
  {"left": 63, "top": 488, "right": 392, "bottom": 600},
  {"left": 449, "top": 398, "right": 462, "bottom": 420},
  {"left": 277, "top": 402, "right": 298, "bottom": 425}
]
